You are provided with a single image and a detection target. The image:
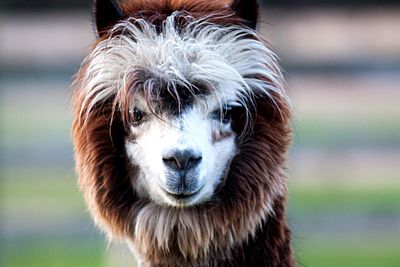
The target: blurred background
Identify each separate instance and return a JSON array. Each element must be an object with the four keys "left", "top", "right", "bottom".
[{"left": 0, "top": 0, "right": 399, "bottom": 266}]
